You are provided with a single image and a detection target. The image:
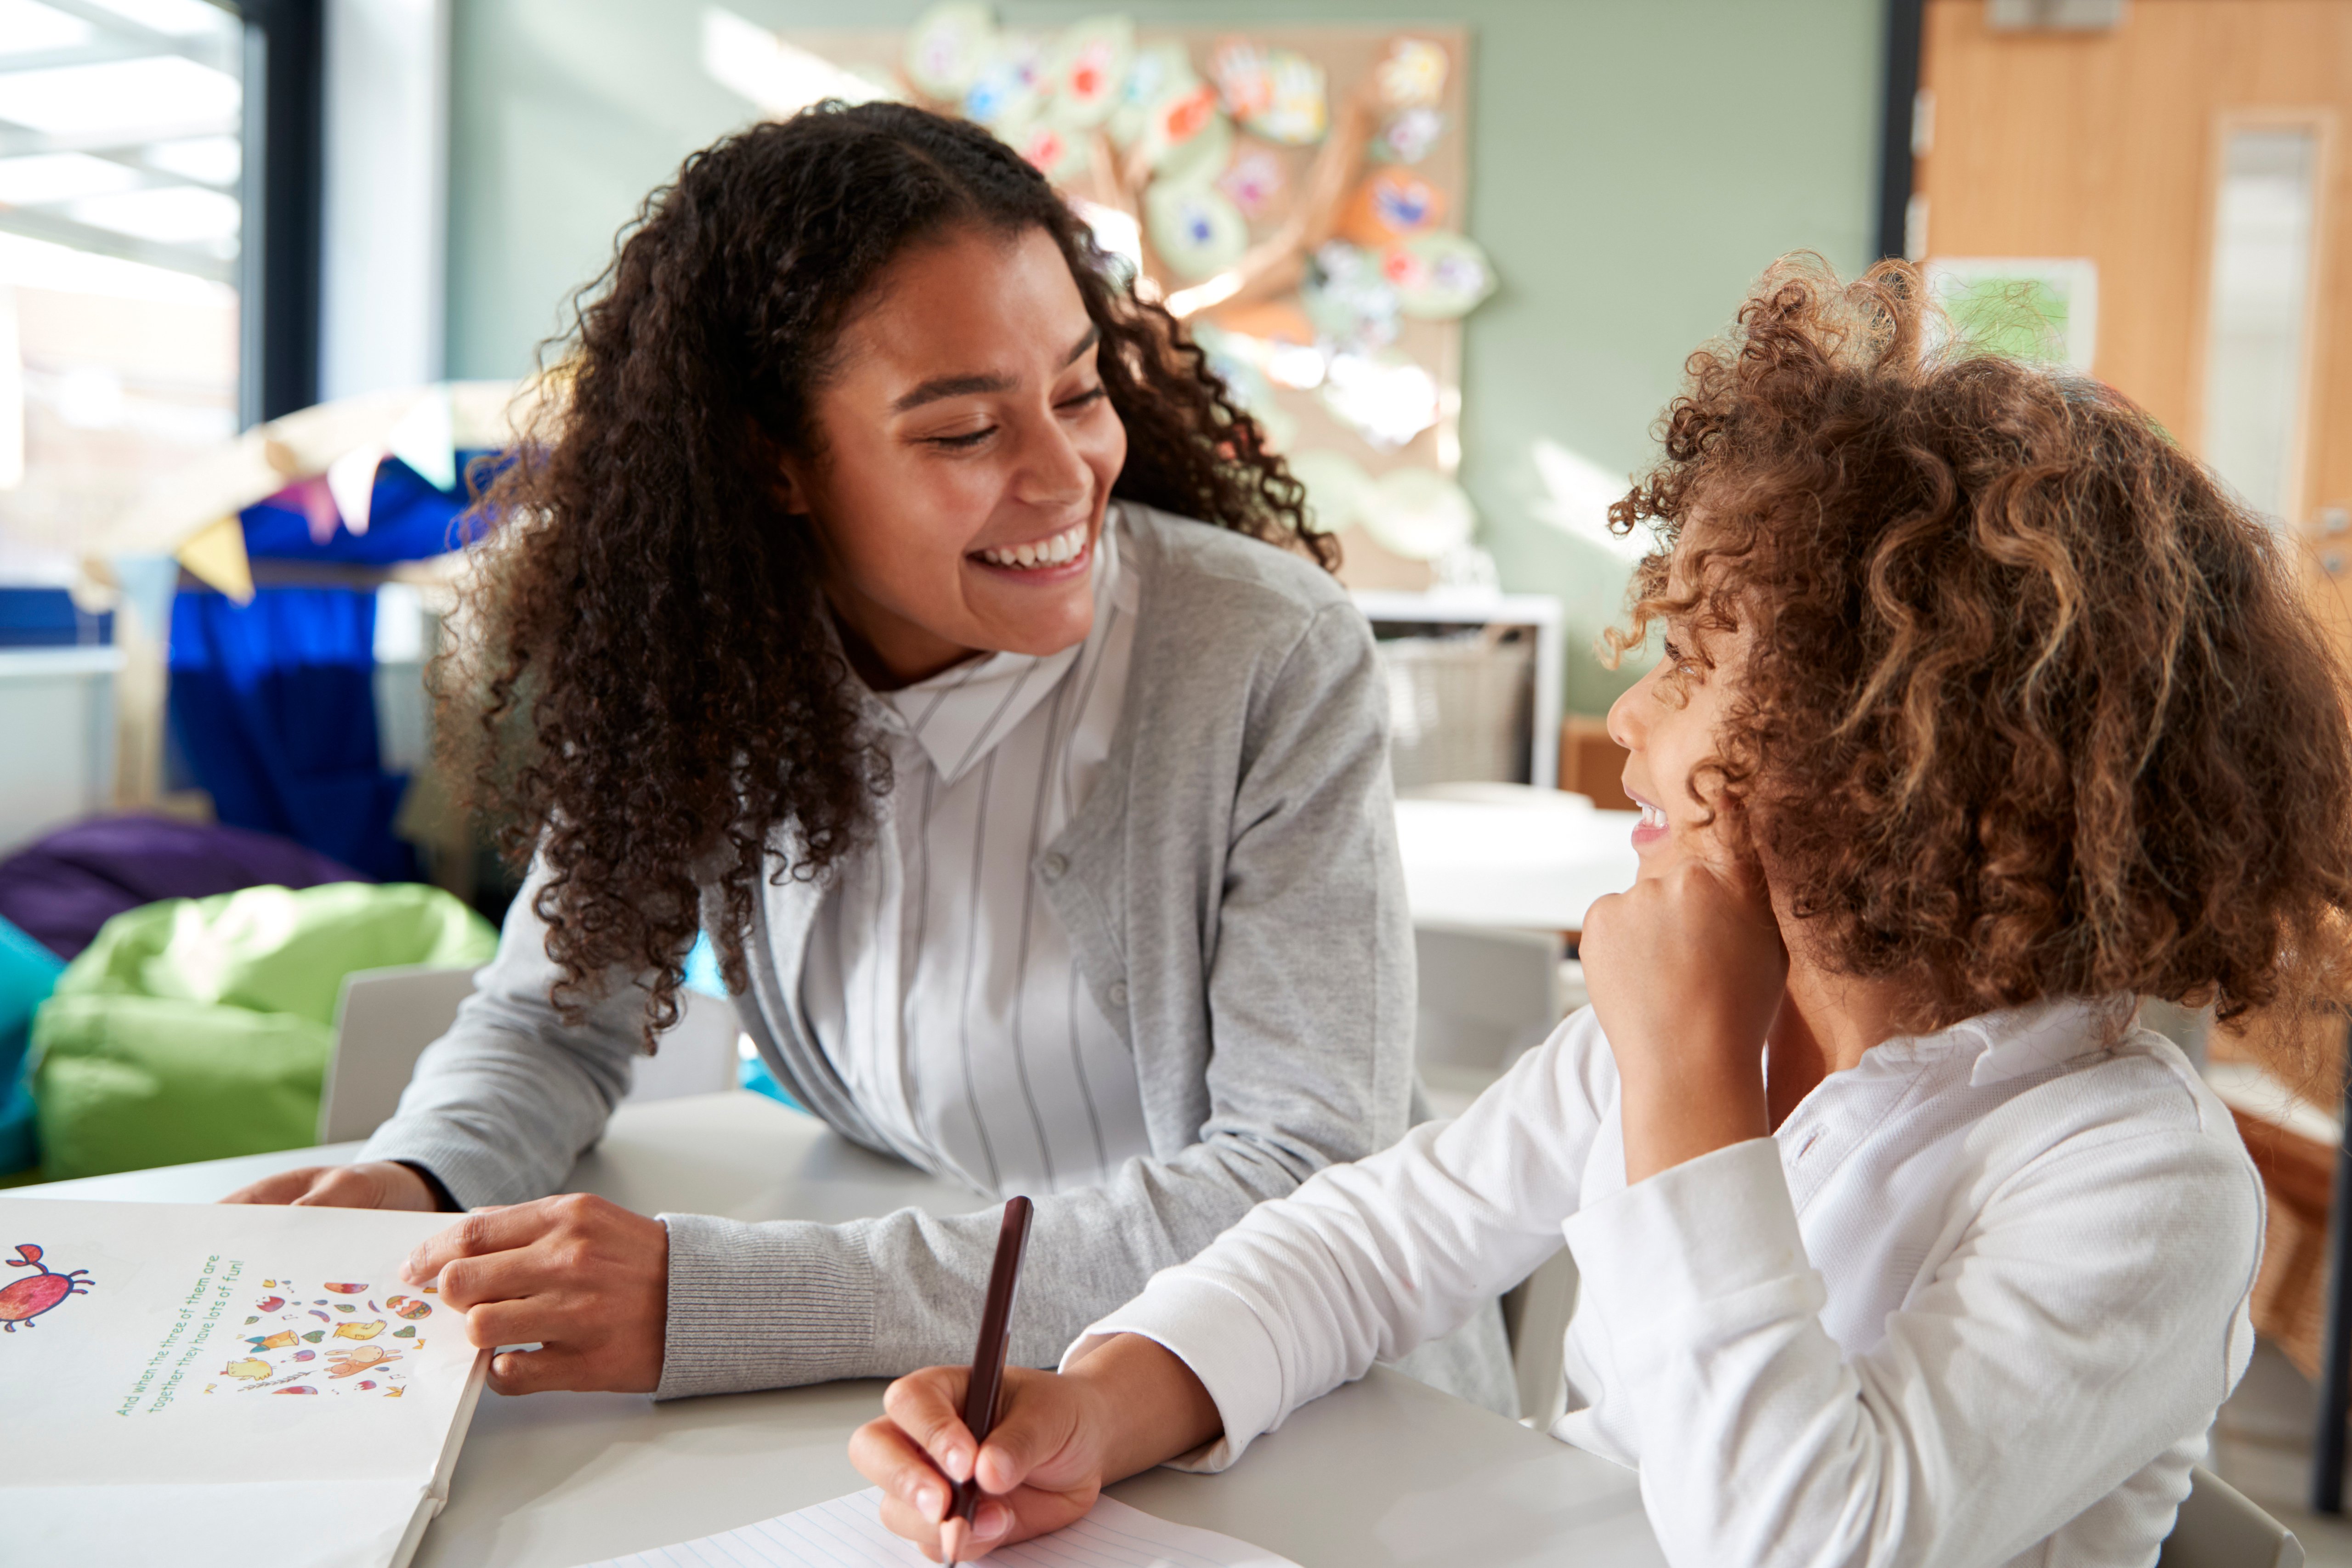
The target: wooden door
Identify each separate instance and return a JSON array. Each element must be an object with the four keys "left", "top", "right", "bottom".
[{"left": 1917, "top": 0, "right": 2352, "bottom": 648}]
